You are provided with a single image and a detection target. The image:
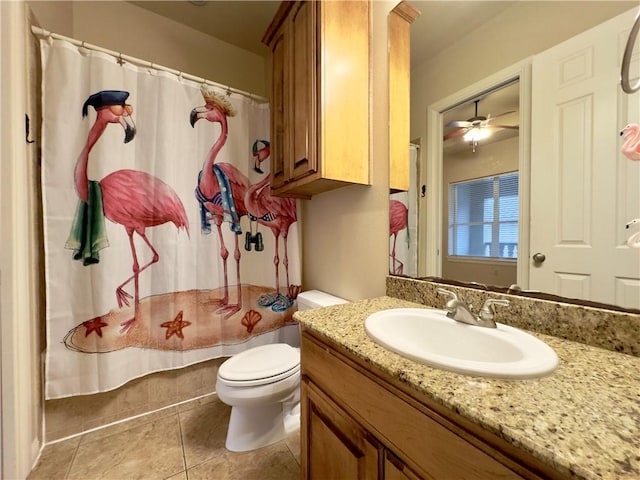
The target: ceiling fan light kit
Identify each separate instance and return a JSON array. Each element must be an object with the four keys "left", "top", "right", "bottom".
[
  {"left": 444, "top": 98, "right": 518, "bottom": 151},
  {"left": 463, "top": 127, "right": 490, "bottom": 143}
]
